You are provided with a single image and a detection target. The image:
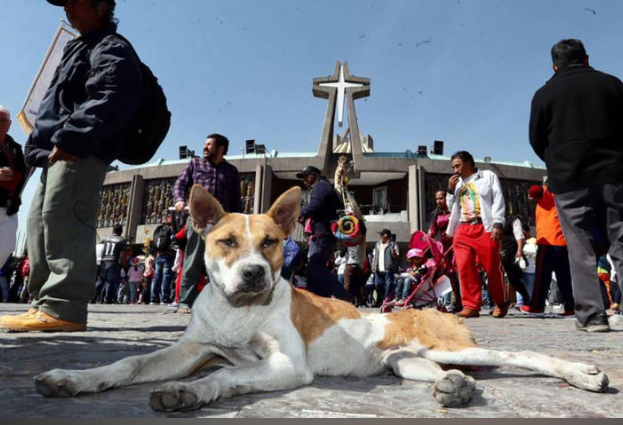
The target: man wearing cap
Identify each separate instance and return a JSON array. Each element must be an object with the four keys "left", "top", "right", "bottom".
[
  {"left": 371, "top": 229, "right": 400, "bottom": 306},
  {"left": 298, "top": 166, "right": 353, "bottom": 301},
  {"left": 523, "top": 185, "right": 575, "bottom": 317},
  {"left": 0, "top": 0, "right": 143, "bottom": 332},
  {"left": 446, "top": 151, "right": 508, "bottom": 319},
  {"left": 173, "top": 134, "right": 241, "bottom": 313}
]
